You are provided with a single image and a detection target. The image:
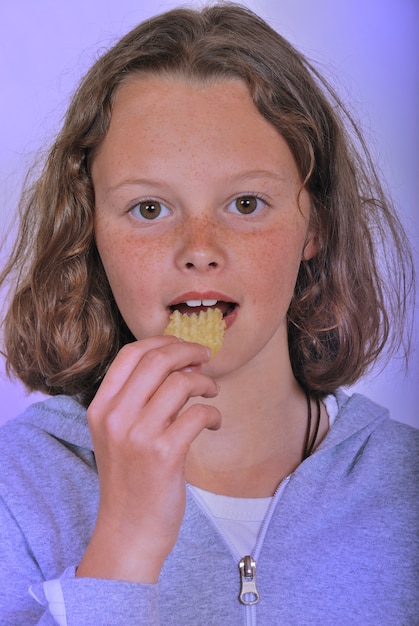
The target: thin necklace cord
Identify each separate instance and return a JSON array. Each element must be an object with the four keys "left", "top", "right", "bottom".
[{"left": 302, "top": 391, "right": 321, "bottom": 460}]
